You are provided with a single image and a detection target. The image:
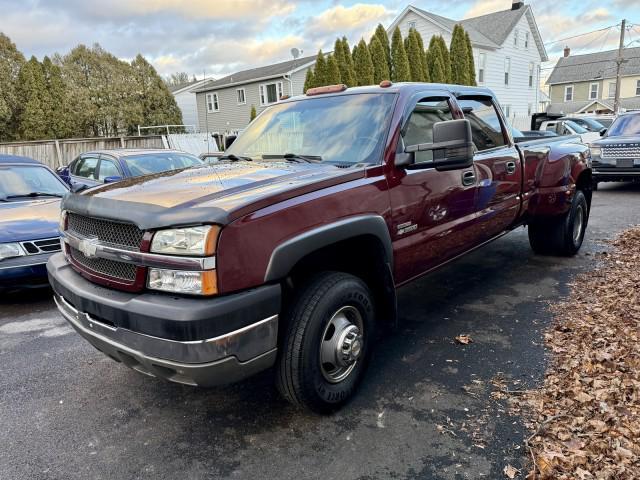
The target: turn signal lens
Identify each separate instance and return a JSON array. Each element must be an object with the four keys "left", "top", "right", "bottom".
[{"left": 147, "top": 269, "right": 217, "bottom": 296}]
